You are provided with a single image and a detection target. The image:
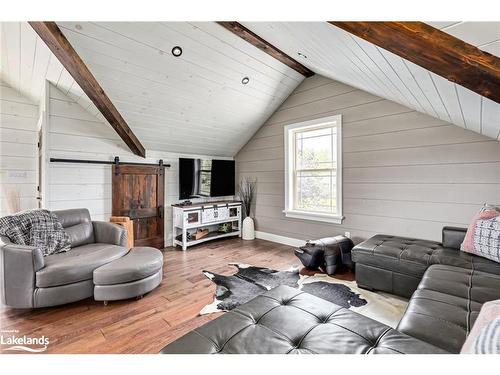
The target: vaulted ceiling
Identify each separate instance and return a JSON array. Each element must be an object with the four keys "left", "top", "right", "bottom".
[
  {"left": 1, "top": 22, "right": 499, "bottom": 157},
  {"left": 0, "top": 22, "right": 103, "bottom": 120},
  {"left": 242, "top": 22, "right": 500, "bottom": 140},
  {"left": 0, "top": 22, "right": 304, "bottom": 156},
  {"left": 427, "top": 22, "right": 500, "bottom": 55}
]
